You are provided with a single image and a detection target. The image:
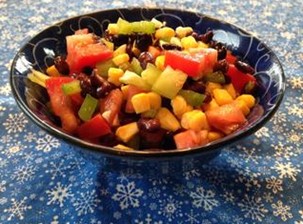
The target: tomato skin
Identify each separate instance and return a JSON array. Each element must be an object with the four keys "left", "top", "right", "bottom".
[
  {"left": 225, "top": 51, "right": 237, "bottom": 64},
  {"left": 77, "top": 114, "right": 111, "bottom": 139},
  {"left": 227, "top": 64, "right": 256, "bottom": 93},
  {"left": 174, "top": 129, "right": 208, "bottom": 149},
  {"left": 205, "top": 103, "right": 246, "bottom": 134},
  {"left": 66, "top": 33, "right": 113, "bottom": 73}
]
